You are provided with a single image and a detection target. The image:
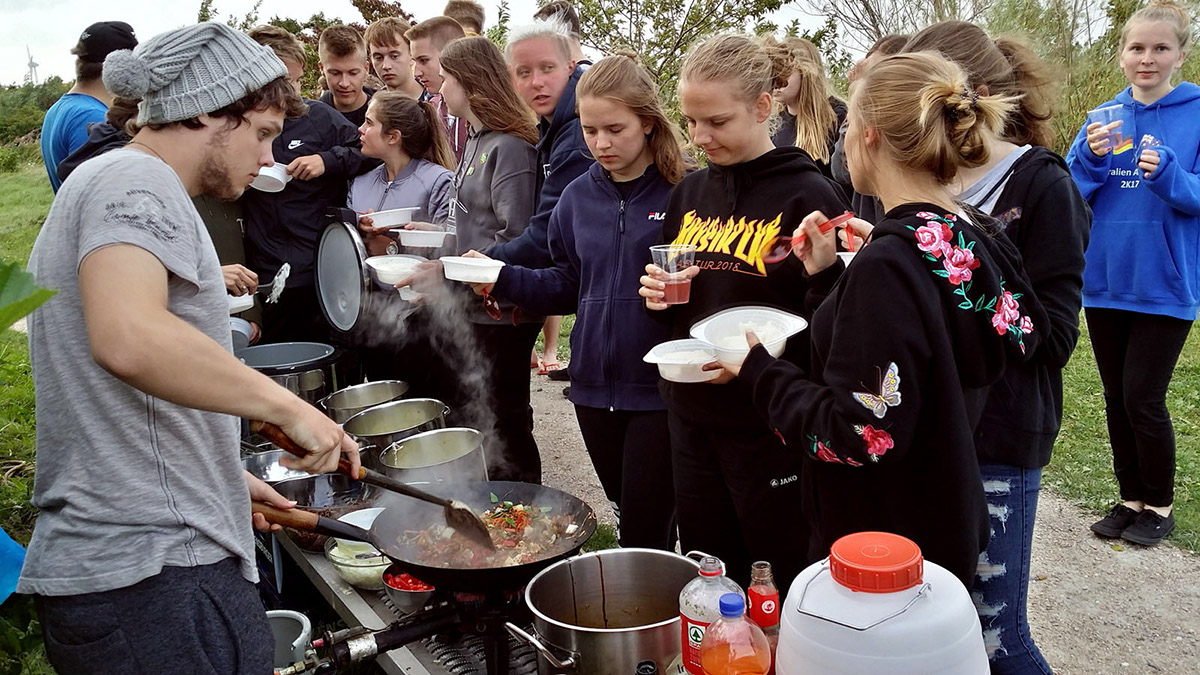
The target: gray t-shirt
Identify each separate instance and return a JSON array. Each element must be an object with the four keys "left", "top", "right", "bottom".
[{"left": 19, "top": 149, "right": 255, "bottom": 596}]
